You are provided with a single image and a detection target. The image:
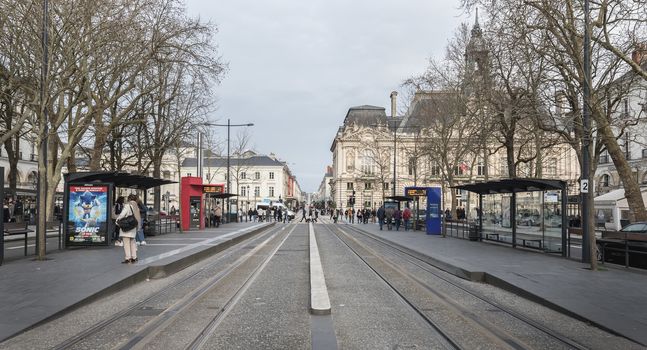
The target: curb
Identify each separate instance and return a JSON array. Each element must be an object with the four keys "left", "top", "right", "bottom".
[{"left": 309, "top": 222, "right": 331, "bottom": 315}]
